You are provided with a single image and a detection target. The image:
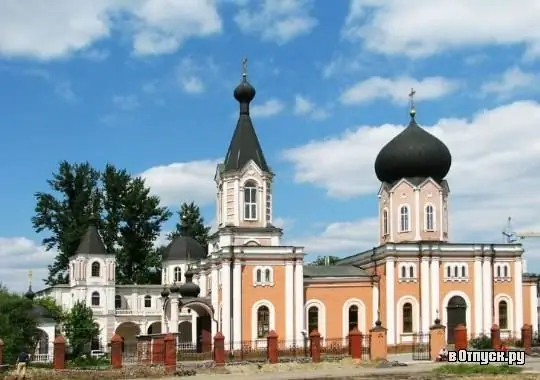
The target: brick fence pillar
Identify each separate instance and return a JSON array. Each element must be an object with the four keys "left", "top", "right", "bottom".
[
  {"left": 490, "top": 324, "right": 501, "bottom": 350},
  {"left": 267, "top": 330, "right": 278, "bottom": 364},
  {"left": 163, "top": 333, "right": 176, "bottom": 374},
  {"left": 348, "top": 328, "right": 362, "bottom": 362},
  {"left": 152, "top": 335, "right": 164, "bottom": 365},
  {"left": 429, "top": 320, "right": 446, "bottom": 361},
  {"left": 213, "top": 332, "right": 225, "bottom": 366},
  {"left": 369, "top": 322, "right": 387, "bottom": 361},
  {"left": 53, "top": 335, "right": 66, "bottom": 370},
  {"left": 522, "top": 324, "right": 532, "bottom": 355},
  {"left": 454, "top": 324, "right": 468, "bottom": 351},
  {"left": 110, "top": 334, "right": 123, "bottom": 369},
  {"left": 0, "top": 338, "right": 4, "bottom": 365},
  {"left": 309, "top": 330, "right": 321, "bottom": 363}
]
